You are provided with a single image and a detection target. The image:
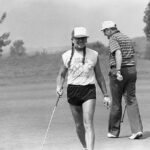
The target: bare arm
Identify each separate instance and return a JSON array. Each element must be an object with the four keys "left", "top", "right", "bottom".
[
  {"left": 115, "top": 50, "right": 123, "bottom": 81},
  {"left": 56, "top": 58, "right": 68, "bottom": 96},
  {"left": 94, "top": 55, "right": 111, "bottom": 108},
  {"left": 115, "top": 49, "right": 122, "bottom": 71},
  {"left": 110, "top": 38, "right": 122, "bottom": 70}
]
